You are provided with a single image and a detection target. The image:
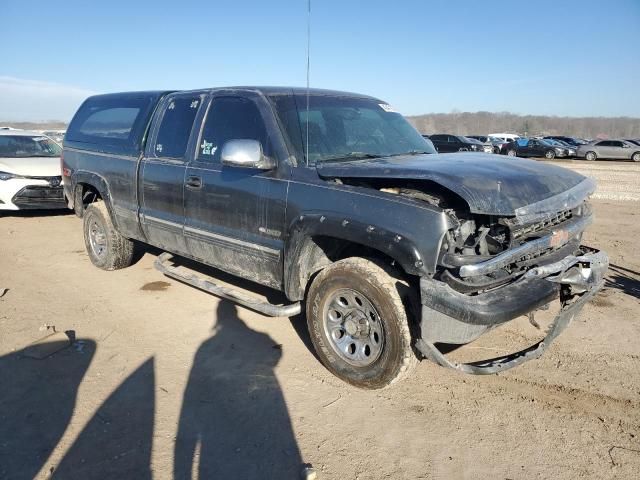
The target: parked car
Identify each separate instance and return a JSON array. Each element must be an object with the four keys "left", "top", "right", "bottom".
[
  {"left": 0, "top": 129, "right": 67, "bottom": 210},
  {"left": 577, "top": 139, "right": 640, "bottom": 162},
  {"left": 624, "top": 139, "right": 640, "bottom": 147},
  {"left": 62, "top": 87, "right": 607, "bottom": 388},
  {"left": 543, "top": 136, "right": 586, "bottom": 147},
  {"left": 427, "top": 134, "right": 486, "bottom": 153},
  {"left": 464, "top": 136, "right": 494, "bottom": 153},
  {"left": 543, "top": 138, "right": 577, "bottom": 157},
  {"left": 503, "top": 138, "right": 569, "bottom": 159}
]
